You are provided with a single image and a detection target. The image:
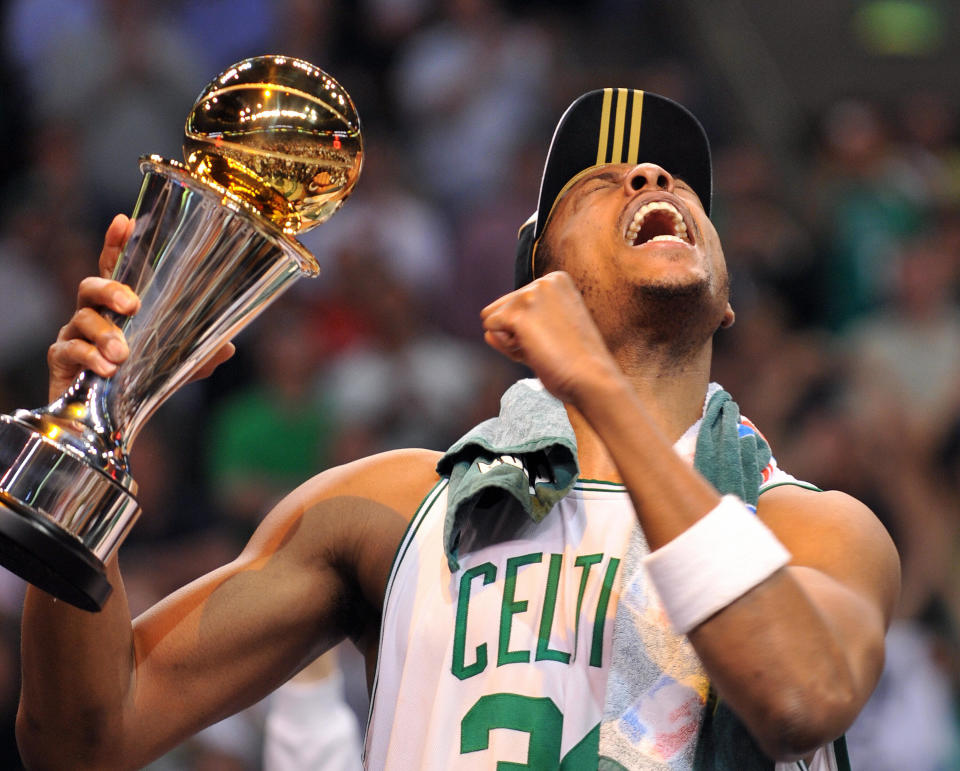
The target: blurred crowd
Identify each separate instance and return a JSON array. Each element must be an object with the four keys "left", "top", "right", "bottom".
[{"left": 1, "top": 0, "right": 959, "bottom": 768}]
